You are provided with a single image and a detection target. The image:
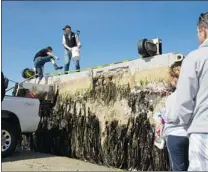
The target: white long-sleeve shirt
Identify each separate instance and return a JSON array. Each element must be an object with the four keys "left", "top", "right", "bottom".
[
  {"left": 162, "top": 91, "right": 188, "bottom": 139},
  {"left": 62, "top": 33, "right": 81, "bottom": 51}
]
